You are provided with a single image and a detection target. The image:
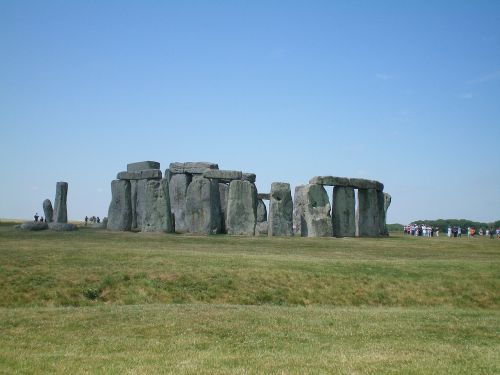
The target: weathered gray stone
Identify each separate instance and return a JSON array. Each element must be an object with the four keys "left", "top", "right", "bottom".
[
  {"left": 257, "top": 193, "right": 270, "bottom": 200},
  {"left": 43, "top": 199, "right": 53, "bottom": 223},
  {"left": 357, "top": 188, "right": 382, "bottom": 236},
  {"left": 185, "top": 177, "right": 221, "bottom": 234},
  {"left": 219, "top": 183, "right": 229, "bottom": 233},
  {"left": 135, "top": 179, "right": 173, "bottom": 232},
  {"left": 381, "top": 192, "right": 391, "bottom": 236},
  {"left": 242, "top": 173, "right": 256, "bottom": 183},
  {"left": 168, "top": 173, "right": 191, "bottom": 233},
  {"left": 130, "top": 180, "right": 138, "bottom": 229},
  {"left": 309, "top": 176, "right": 350, "bottom": 187},
  {"left": 226, "top": 180, "right": 257, "bottom": 235},
  {"left": 256, "top": 221, "right": 268, "bottom": 236},
  {"left": 293, "top": 184, "right": 332, "bottom": 237},
  {"left": 268, "top": 182, "right": 293, "bottom": 237},
  {"left": 169, "top": 162, "right": 218, "bottom": 175},
  {"left": 257, "top": 199, "right": 267, "bottom": 223},
  {"left": 107, "top": 180, "right": 132, "bottom": 231},
  {"left": 127, "top": 161, "right": 160, "bottom": 172},
  {"left": 48, "top": 222, "right": 78, "bottom": 231},
  {"left": 203, "top": 169, "right": 242, "bottom": 181},
  {"left": 53, "top": 182, "right": 68, "bottom": 223},
  {"left": 349, "top": 178, "right": 384, "bottom": 191},
  {"left": 117, "top": 169, "right": 162, "bottom": 180},
  {"left": 332, "top": 186, "right": 356, "bottom": 237},
  {"left": 18, "top": 221, "right": 48, "bottom": 231}
]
